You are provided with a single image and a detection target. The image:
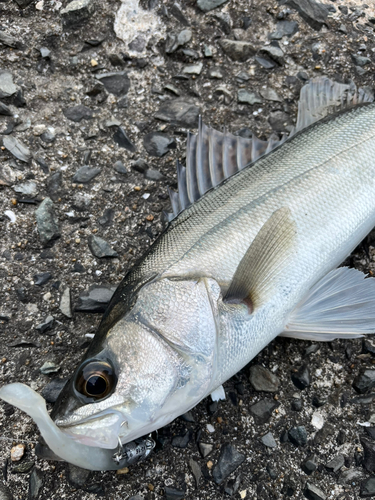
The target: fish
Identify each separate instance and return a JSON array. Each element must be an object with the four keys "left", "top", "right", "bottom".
[{"left": 2, "top": 77, "right": 375, "bottom": 471}]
